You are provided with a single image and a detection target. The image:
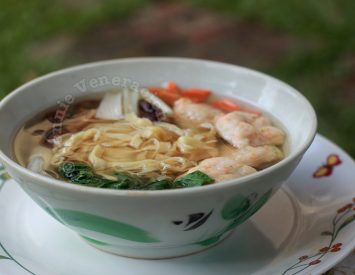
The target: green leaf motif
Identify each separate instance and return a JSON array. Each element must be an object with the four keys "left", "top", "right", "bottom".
[
  {"left": 221, "top": 194, "right": 250, "bottom": 220},
  {"left": 196, "top": 234, "right": 222, "bottom": 246},
  {"left": 241, "top": 189, "right": 273, "bottom": 221},
  {"left": 223, "top": 189, "right": 273, "bottom": 225},
  {"left": 0, "top": 255, "right": 10, "bottom": 260},
  {"left": 48, "top": 208, "right": 160, "bottom": 243},
  {"left": 197, "top": 189, "right": 273, "bottom": 246},
  {"left": 0, "top": 172, "right": 10, "bottom": 181},
  {"left": 81, "top": 235, "right": 109, "bottom": 246},
  {"left": 43, "top": 207, "right": 64, "bottom": 225},
  {"left": 0, "top": 165, "right": 11, "bottom": 190},
  {"left": 320, "top": 231, "right": 333, "bottom": 236},
  {"left": 335, "top": 214, "right": 355, "bottom": 238}
]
